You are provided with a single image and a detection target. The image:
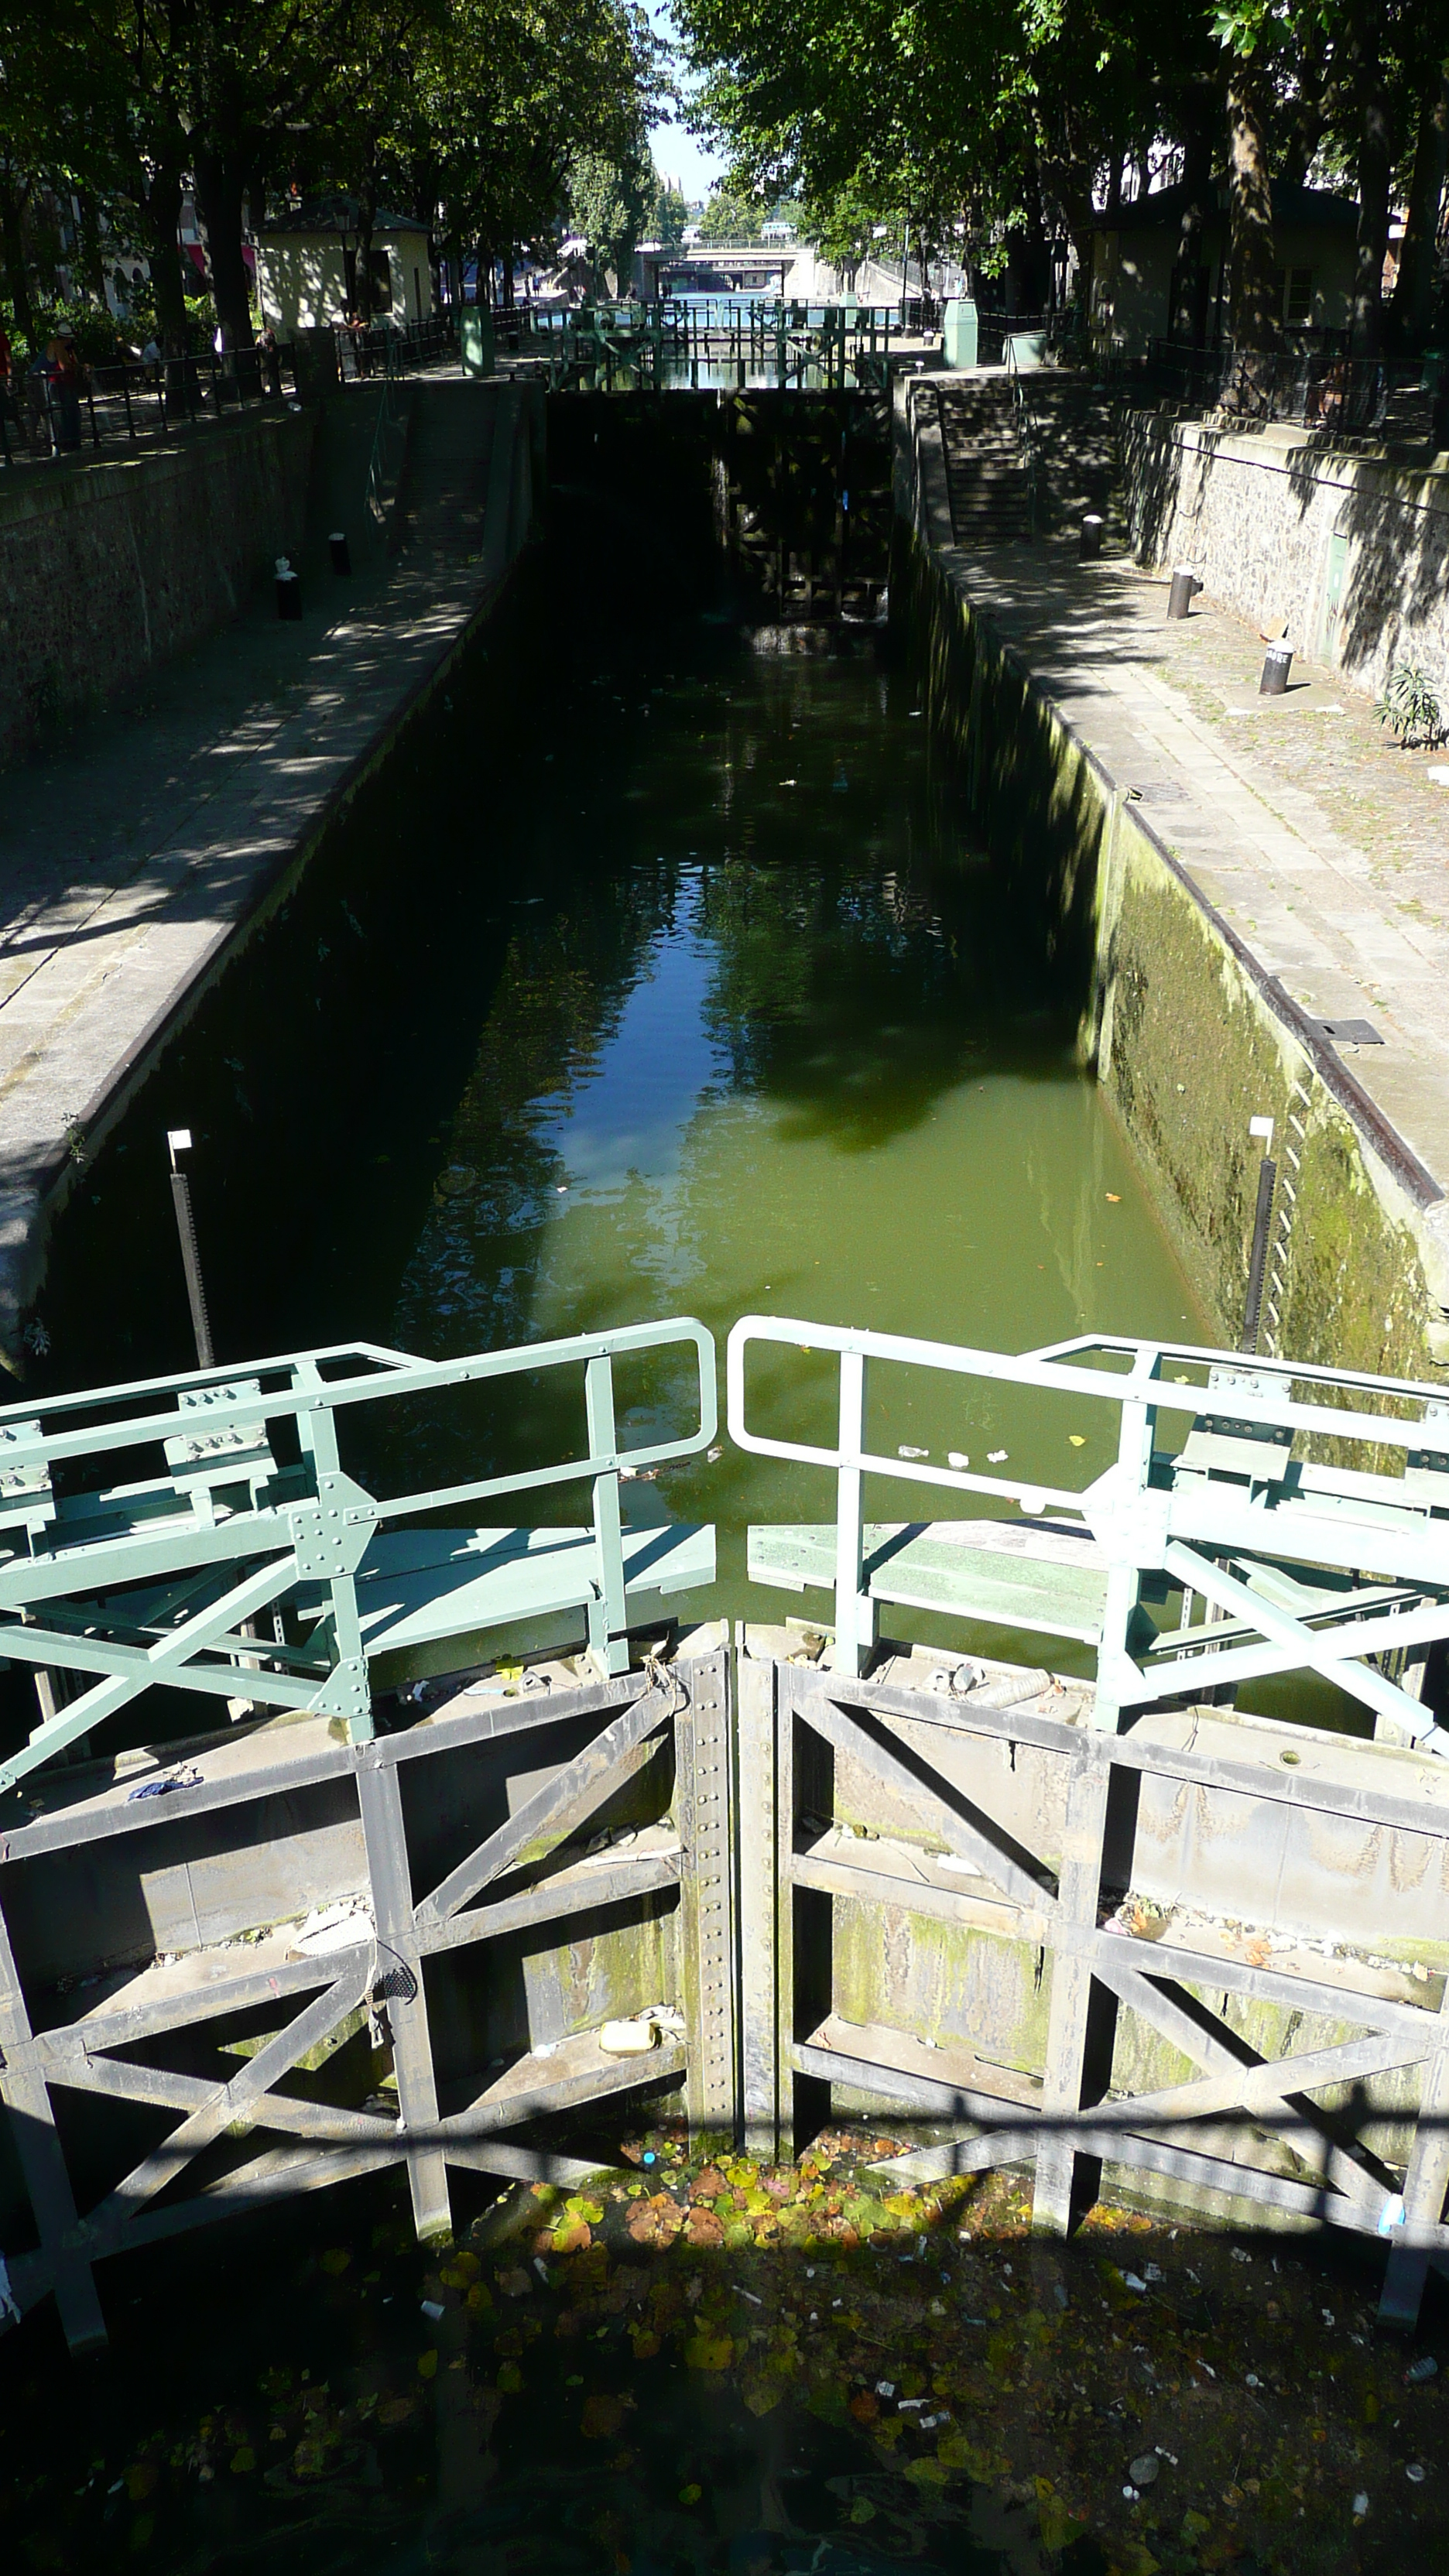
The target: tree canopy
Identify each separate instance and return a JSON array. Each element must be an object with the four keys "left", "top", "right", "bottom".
[
  {"left": 0, "top": 0, "right": 663, "bottom": 351},
  {"left": 671, "top": 0, "right": 1449, "bottom": 351}
]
